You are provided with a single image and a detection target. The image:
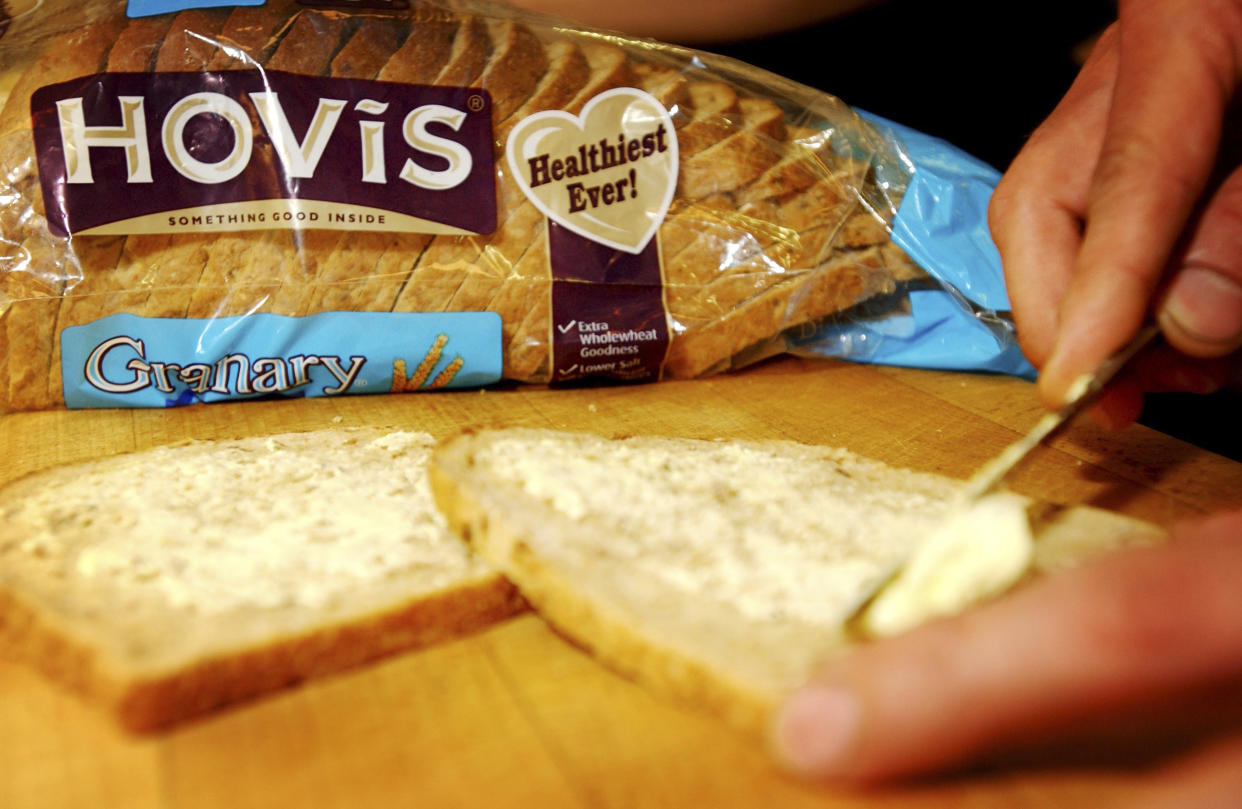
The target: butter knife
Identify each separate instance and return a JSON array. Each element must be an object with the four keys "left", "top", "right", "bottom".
[
  {"left": 958, "top": 323, "right": 1162, "bottom": 503},
  {"left": 843, "top": 323, "right": 1162, "bottom": 634}
]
